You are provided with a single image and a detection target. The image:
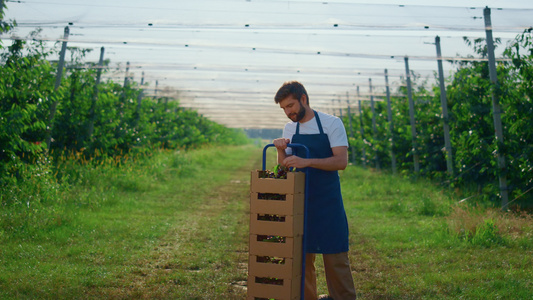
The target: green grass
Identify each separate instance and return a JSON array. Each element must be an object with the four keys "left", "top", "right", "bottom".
[
  {"left": 340, "top": 166, "right": 533, "bottom": 299},
  {"left": 1, "top": 146, "right": 532, "bottom": 299},
  {"left": 0, "top": 145, "right": 262, "bottom": 299}
]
